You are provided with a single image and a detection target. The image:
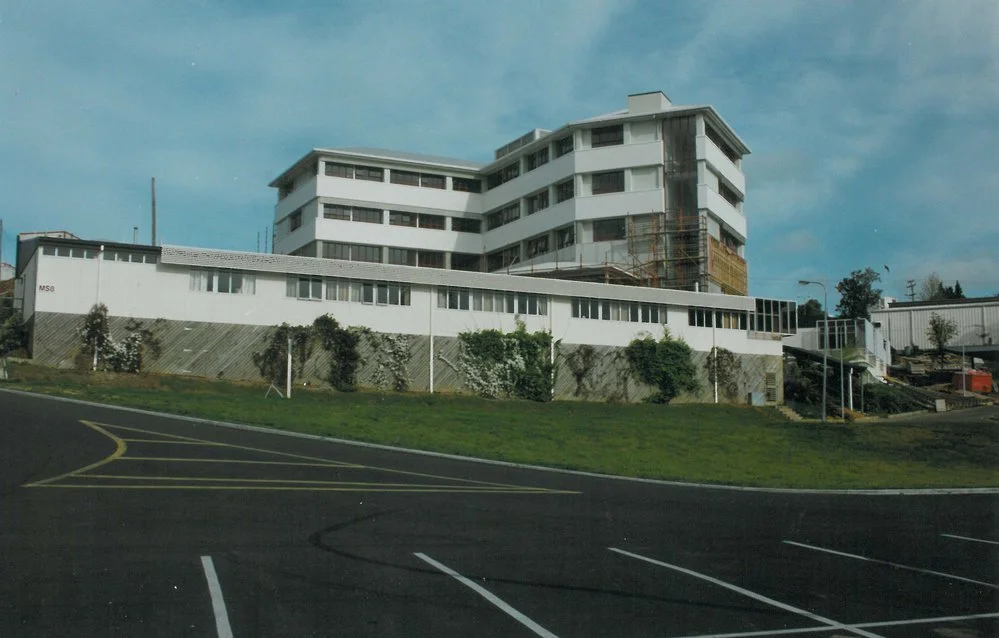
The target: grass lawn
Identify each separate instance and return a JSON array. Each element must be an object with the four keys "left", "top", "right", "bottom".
[{"left": 2, "top": 362, "right": 997, "bottom": 489}]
